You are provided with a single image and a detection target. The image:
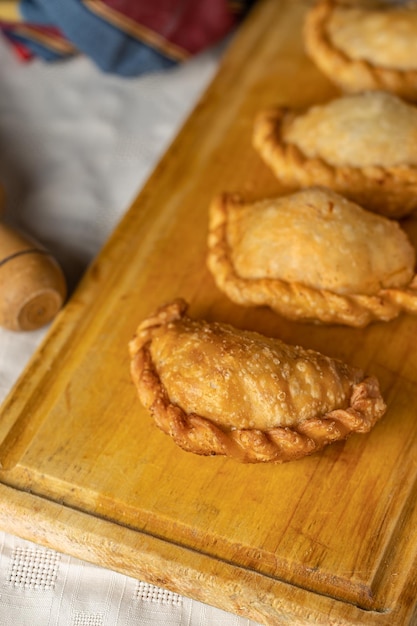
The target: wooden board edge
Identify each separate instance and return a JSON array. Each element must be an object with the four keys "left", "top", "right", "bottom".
[{"left": 0, "top": 481, "right": 411, "bottom": 626}]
